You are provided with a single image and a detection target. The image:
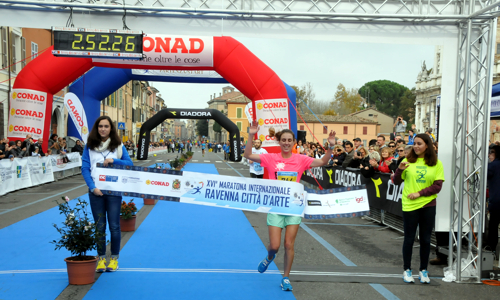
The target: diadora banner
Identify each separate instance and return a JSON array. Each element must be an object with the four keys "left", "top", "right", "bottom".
[
  {"left": 7, "top": 89, "right": 47, "bottom": 140},
  {"left": 64, "top": 93, "right": 89, "bottom": 143},
  {"left": 301, "top": 166, "right": 403, "bottom": 217},
  {"left": 94, "top": 35, "right": 214, "bottom": 67},
  {"left": 253, "top": 99, "right": 290, "bottom": 148},
  {"left": 95, "top": 165, "right": 370, "bottom": 219}
]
